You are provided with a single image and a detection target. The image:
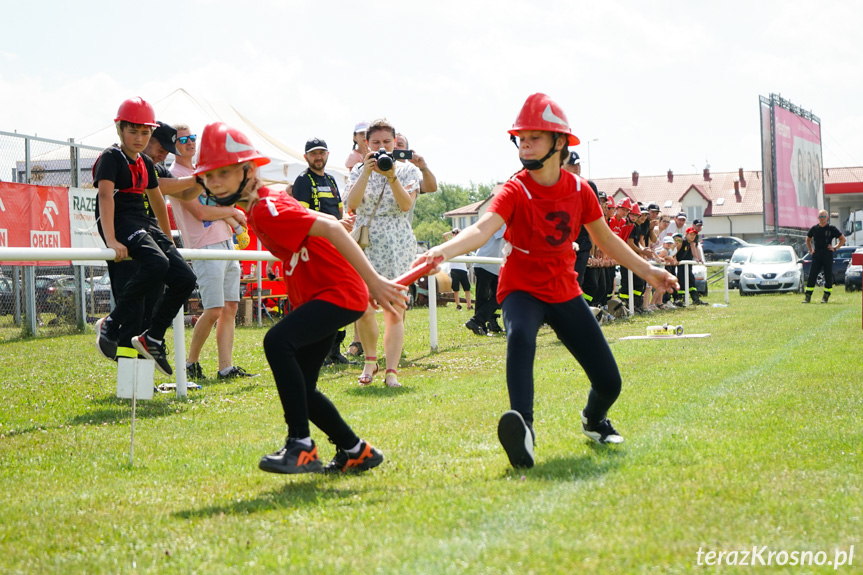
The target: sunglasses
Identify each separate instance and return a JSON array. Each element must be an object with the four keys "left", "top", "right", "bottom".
[
  {"left": 178, "top": 135, "right": 197, "bottom": 144},
  {"left": 818, "top": 215, "right": 828, "bottom": 219}
]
